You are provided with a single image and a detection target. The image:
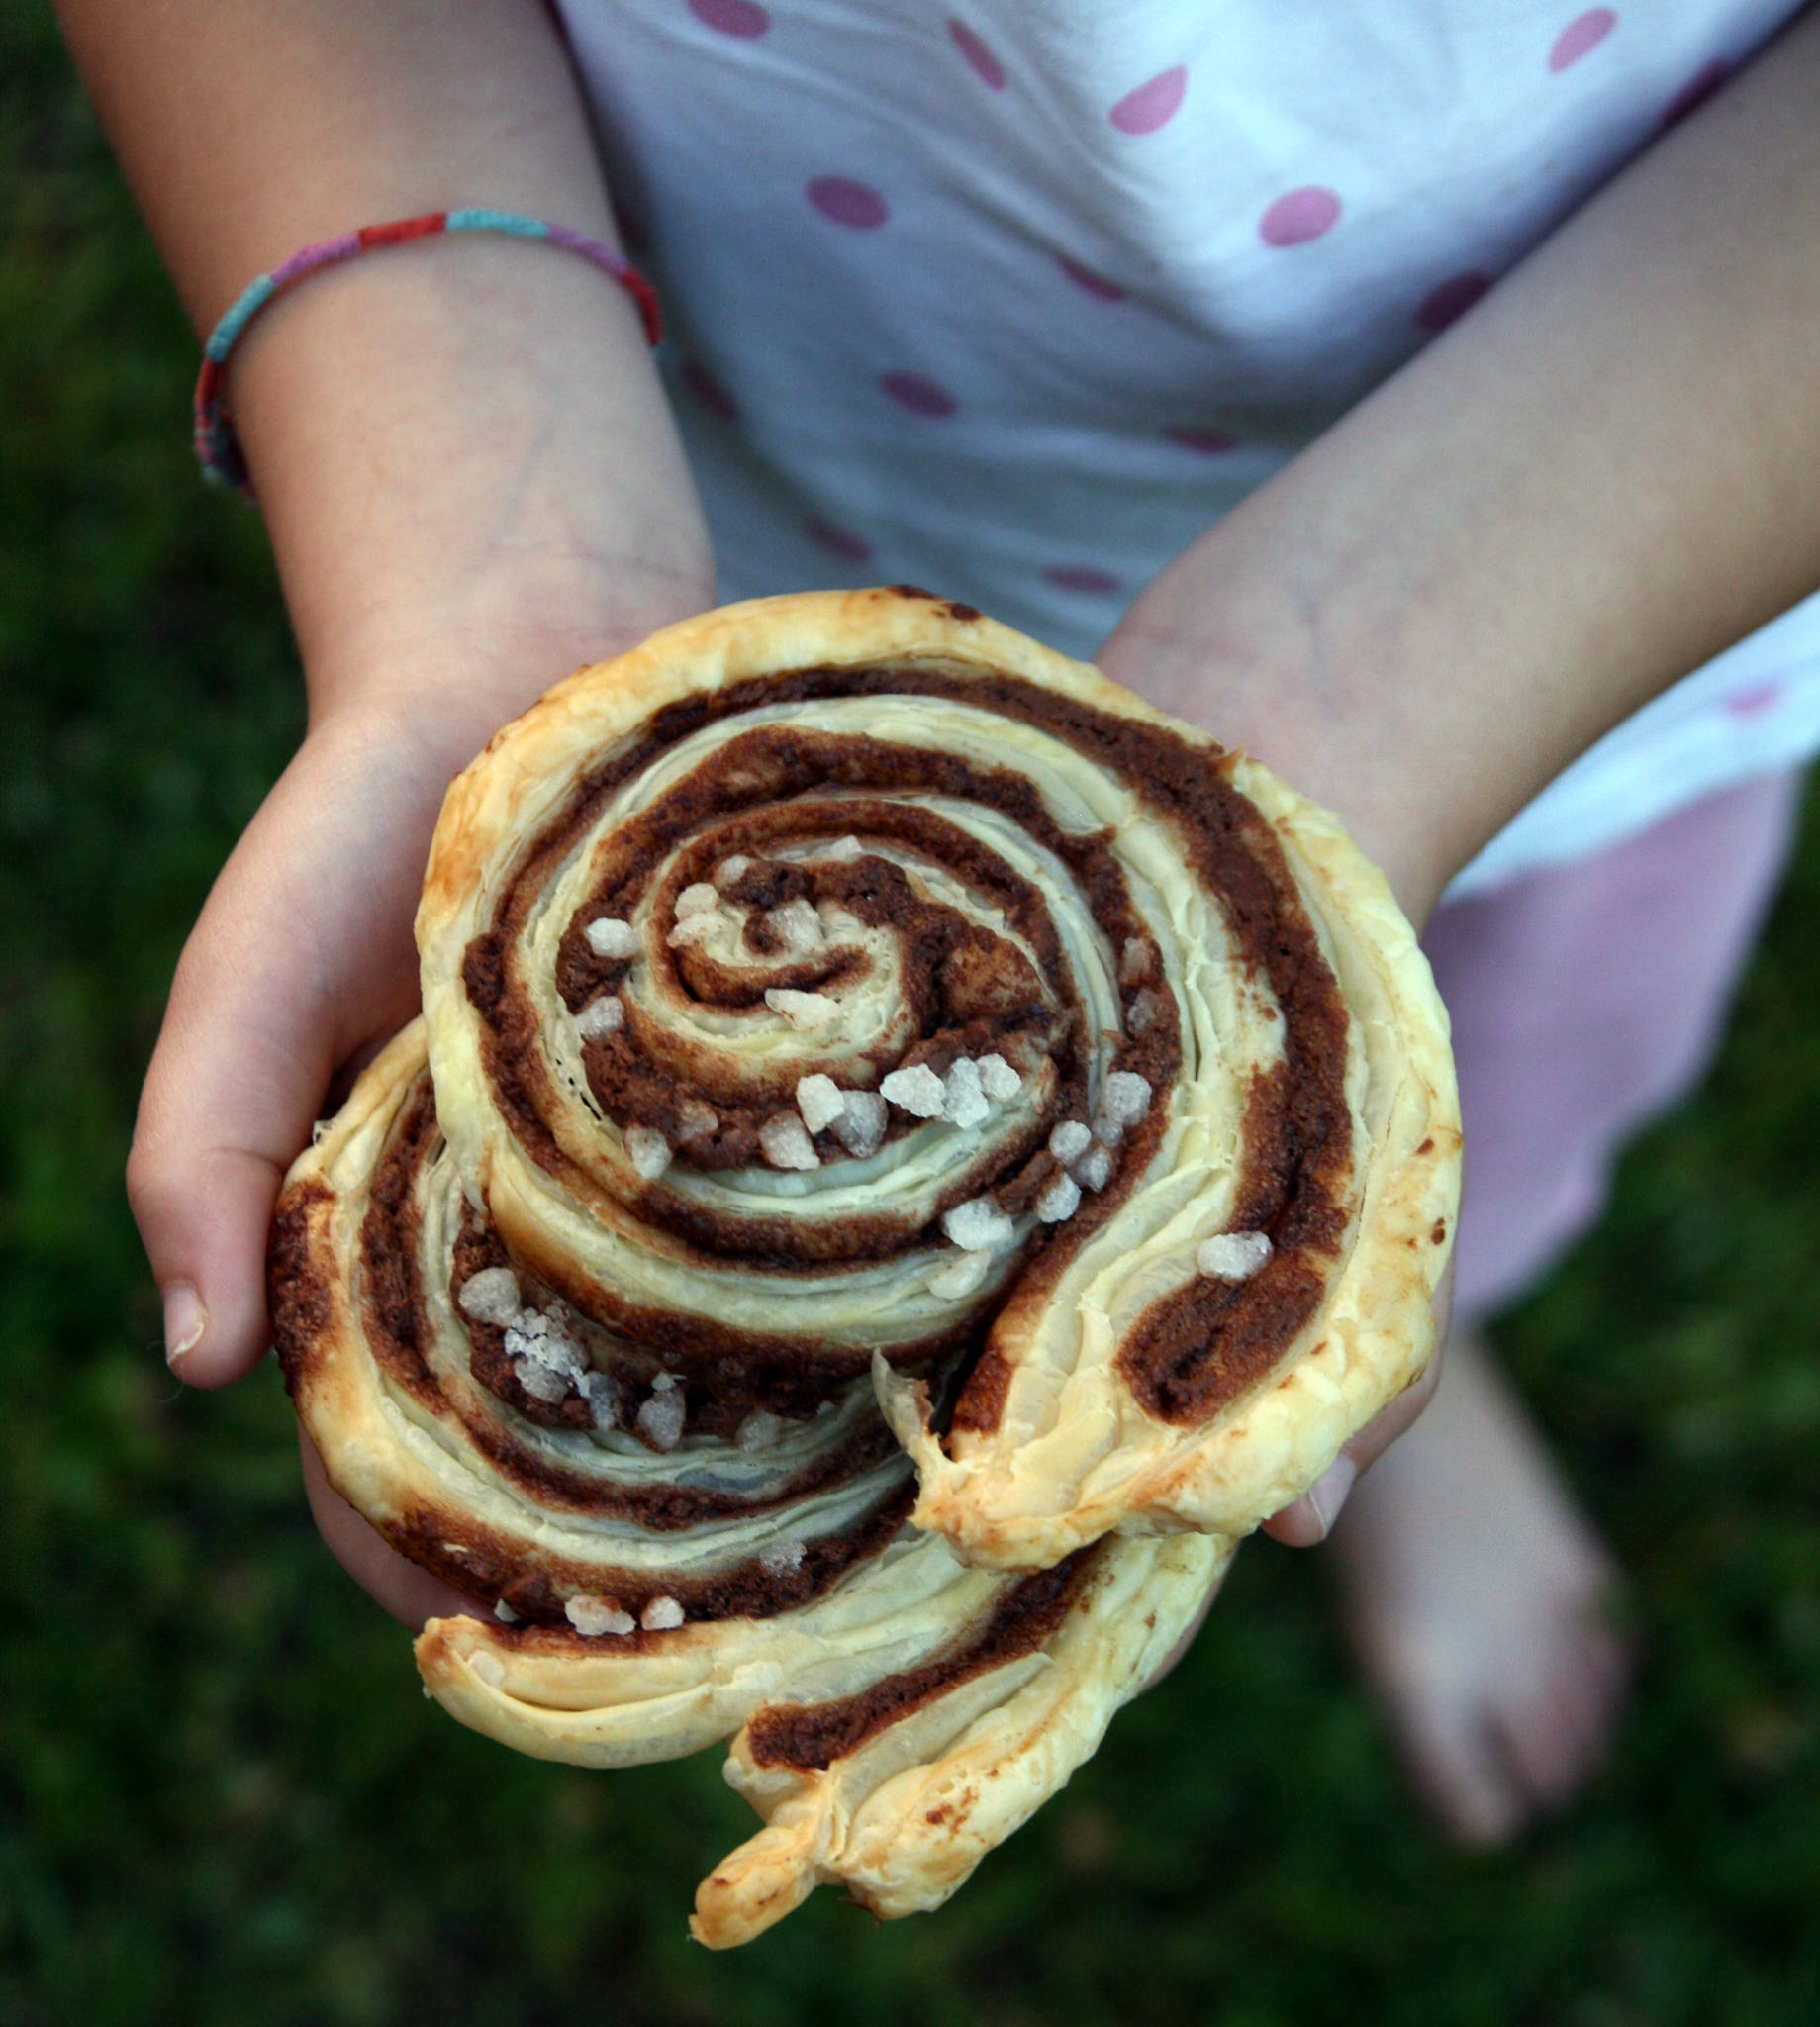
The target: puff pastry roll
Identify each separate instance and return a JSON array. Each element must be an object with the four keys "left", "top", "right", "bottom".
[{"left": 271, "top": 587, "right": 1457, "bottom": 1945}]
